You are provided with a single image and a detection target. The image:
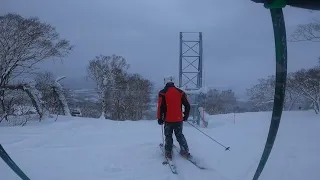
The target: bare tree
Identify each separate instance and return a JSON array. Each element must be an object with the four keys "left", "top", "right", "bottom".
[
  {"left": 288, "top": 66, "right": 320, "bottom": 114},
  {"left": 291, "top": 17, "right": 320, "bottom": 68},
  {"left": 124, "top": 73, "right": 153, "bottom": 120},
  {"left": 0, "top": 13, "right": 73, "bottom": 119},
  {"left": 246, "top": 74, "right": 309, "bottom": 111},
  {"left": 34, "top": 71, "right": 58, "bottom": 113},
  {"left": 220, "top": 89, "right": 237, "bottom": 113},
  {"left": 204, "top": 89, "right": 220, "bottom": 114},
  {"left": 204, "top": 89, "right": 237, "bottom": 114},
  {"left": 87, "top": 54, "right": 129, "bottom": 119},
  {"left": 247, "top": 76, "right": 275, "bottom": 111},
  {"left": 292, "top": 19, "right": 320, "bottom": 42},
  {"left": 87, "top": 54, "right": 154, "bottom": 120},
  {"left": 286, "top": 73, "right": 310, "bottom": 110},
  {"left": 109, "top": 67, "right": 128, "bottom": 120}
]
